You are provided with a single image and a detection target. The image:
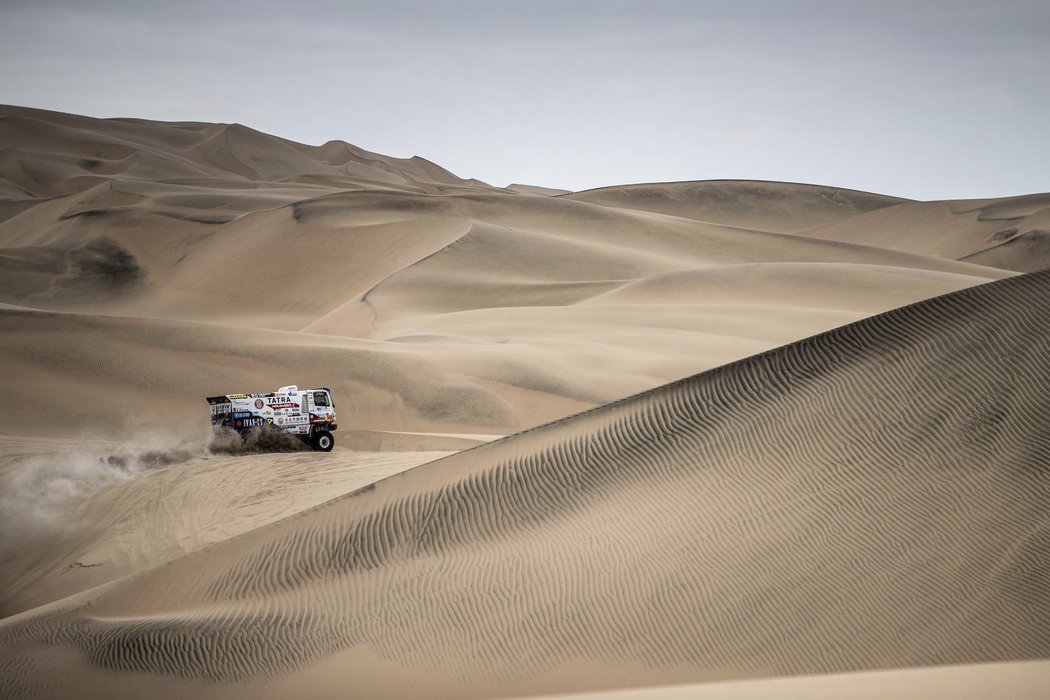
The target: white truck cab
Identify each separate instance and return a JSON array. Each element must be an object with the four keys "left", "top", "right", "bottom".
[{"left": 206, "top": 385, "right": 338, "bottom": 451}]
